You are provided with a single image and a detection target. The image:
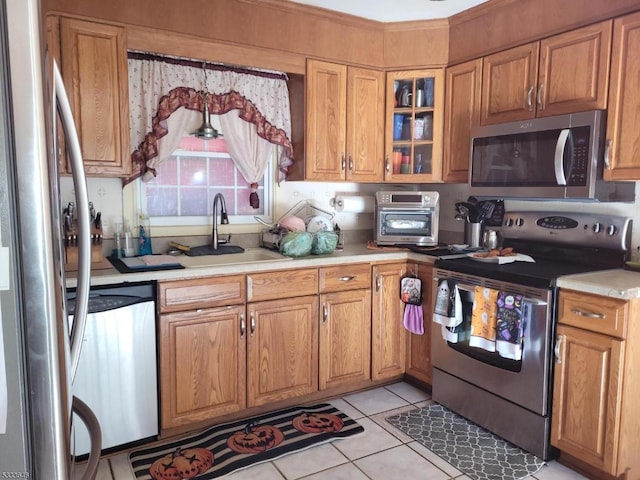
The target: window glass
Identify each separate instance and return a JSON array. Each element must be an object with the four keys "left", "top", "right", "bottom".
[{"left": 138, "top": 136, "right": 271, "bottom": 227}]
